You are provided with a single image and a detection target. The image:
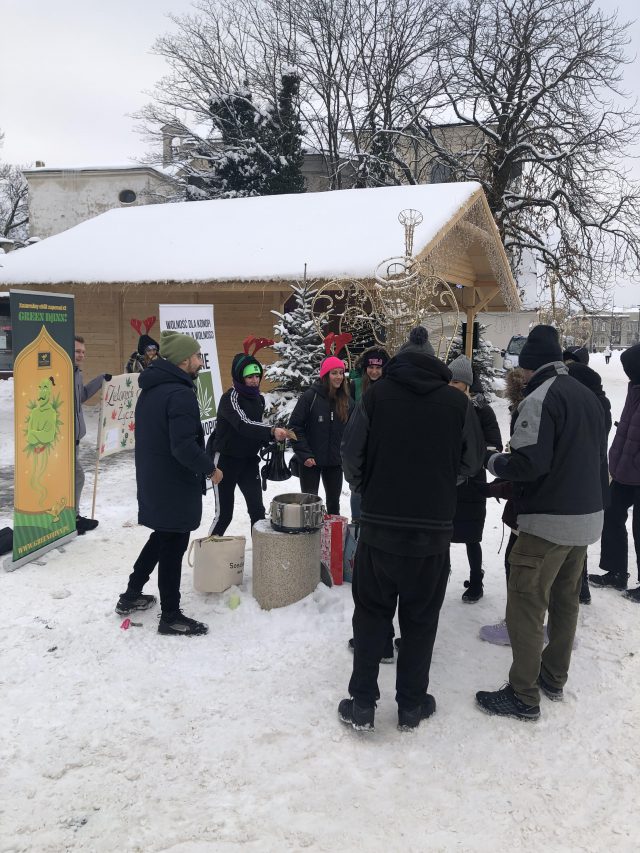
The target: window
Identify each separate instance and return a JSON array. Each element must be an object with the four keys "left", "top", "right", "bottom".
[
  {"left": 119, "top": 189, "right": 137, "bottom": 204},
  {"left": 430, "top": 162, "right": 452, "bottom": 183}
]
